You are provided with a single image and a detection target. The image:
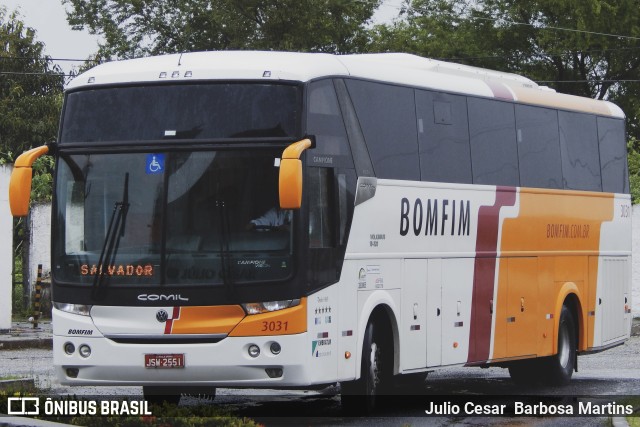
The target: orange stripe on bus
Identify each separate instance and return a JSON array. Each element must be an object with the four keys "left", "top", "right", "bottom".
[
  {"left": 170, "top": 305, "right": 246, "bottom": 335},
  {"left": 491, "top": 189, "right": 614, "bottom": 361},
  {"left": 229, "top": 298, "right": 307, "bottom": 337},
  {"left": 509, "top": 85, "right": 612, "bottom": 116}
]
